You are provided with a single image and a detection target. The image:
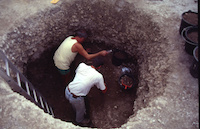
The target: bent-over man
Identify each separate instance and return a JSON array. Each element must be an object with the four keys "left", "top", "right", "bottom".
[{"left": 65, "top": 57, "right": 107, "bottom": 126}]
